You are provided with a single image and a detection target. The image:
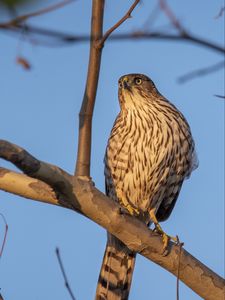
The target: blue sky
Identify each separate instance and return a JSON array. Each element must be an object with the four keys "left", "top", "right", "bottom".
[{"left": 0, "top": 1, "right": 224, "bottom": 299}]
